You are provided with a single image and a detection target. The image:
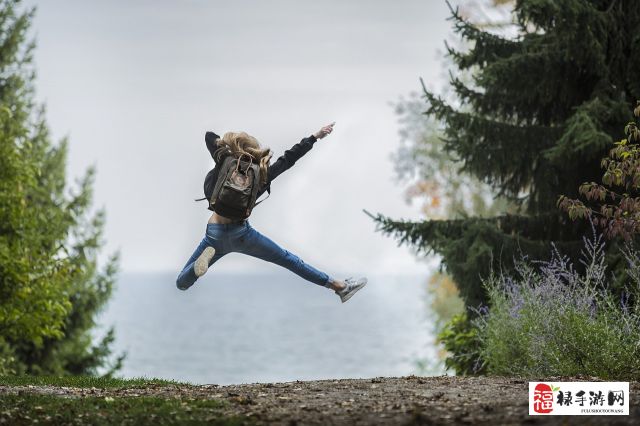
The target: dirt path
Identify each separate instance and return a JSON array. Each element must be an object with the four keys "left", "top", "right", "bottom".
[{"left": 1, "top": 375, "right": 638, "bottom": 425}]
